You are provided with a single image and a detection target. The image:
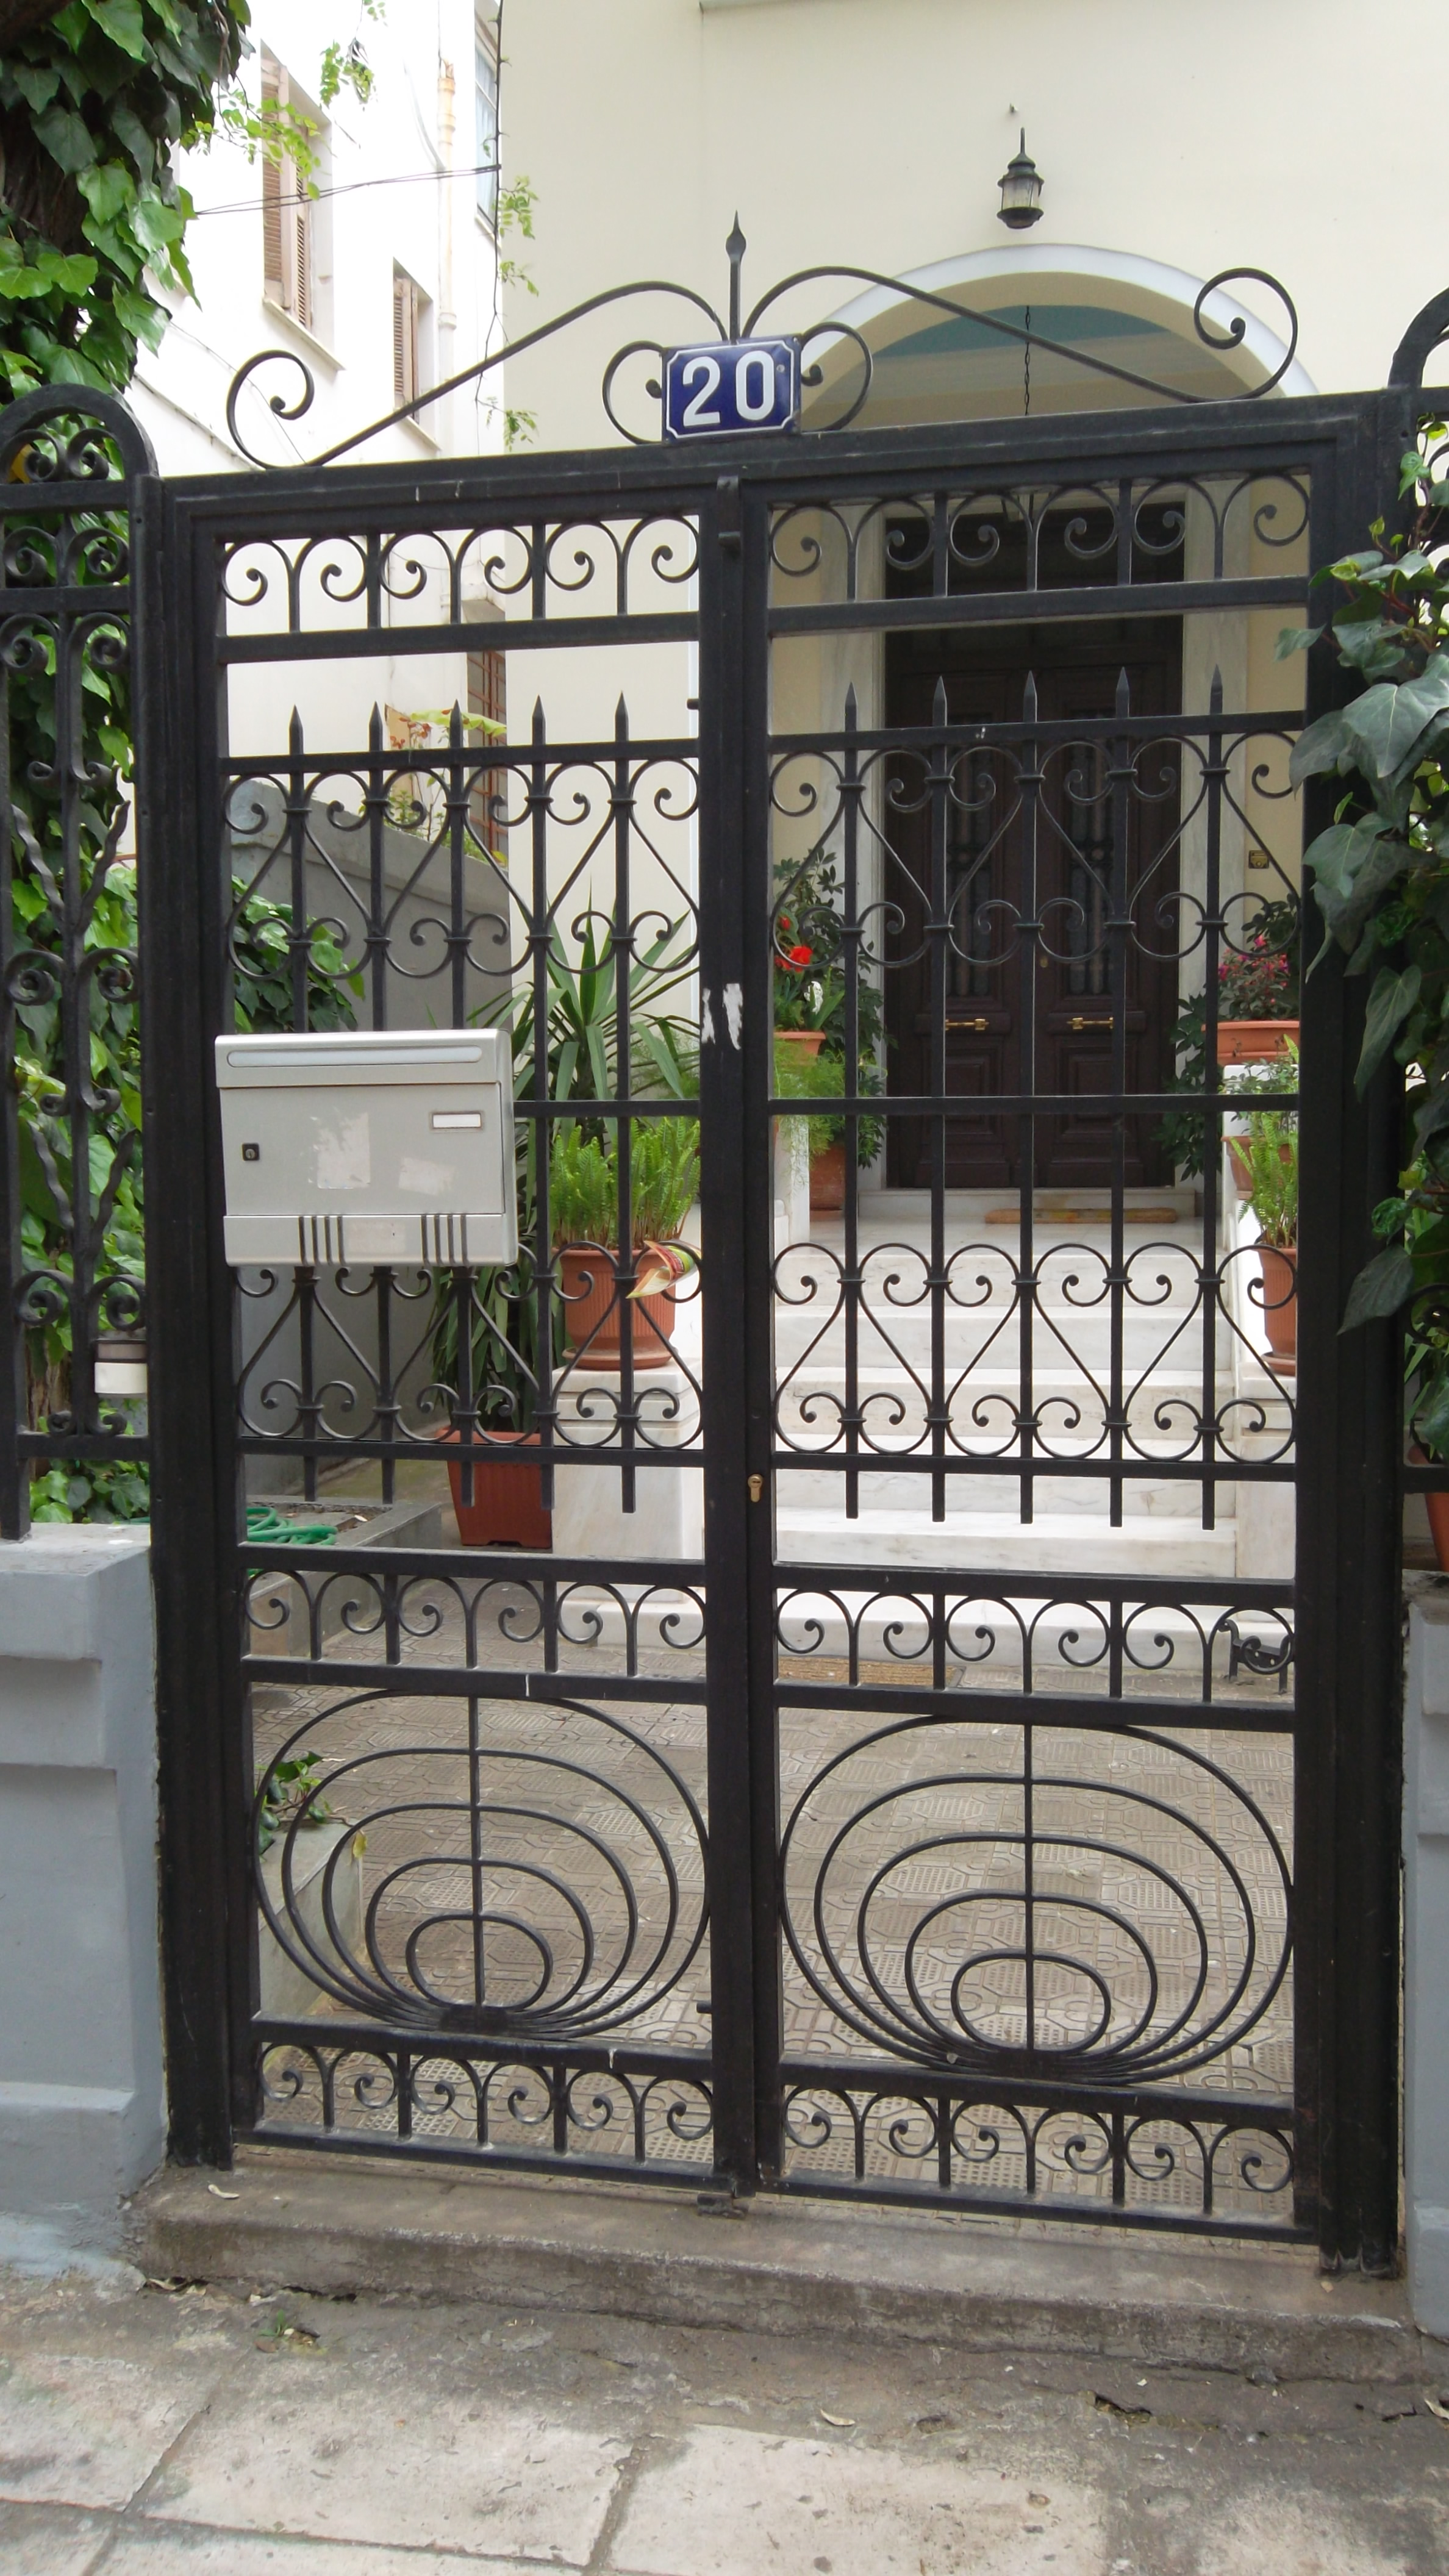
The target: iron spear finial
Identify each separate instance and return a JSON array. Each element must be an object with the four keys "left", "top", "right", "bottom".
[{"left": 726, "top": 216, "right": 746, "bottom": 341}]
